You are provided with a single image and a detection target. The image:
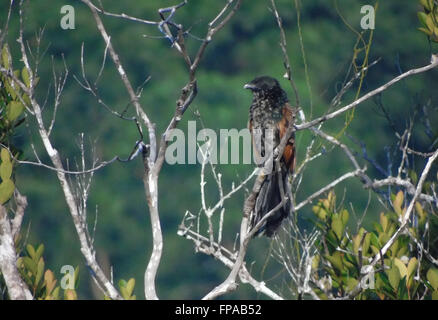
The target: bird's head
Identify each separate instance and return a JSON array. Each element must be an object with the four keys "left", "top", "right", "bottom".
[{"left": 244, "top": 76, "right": 288, "bottom": 104}]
